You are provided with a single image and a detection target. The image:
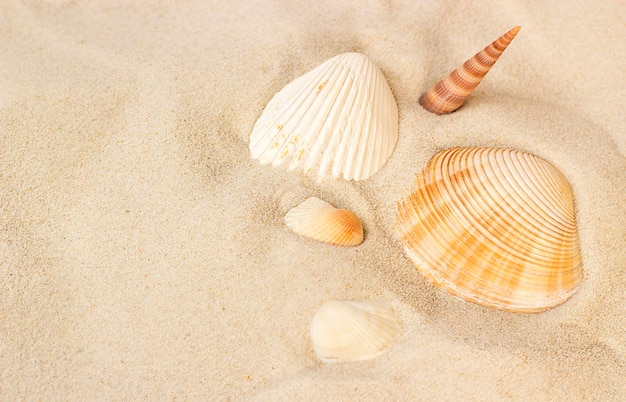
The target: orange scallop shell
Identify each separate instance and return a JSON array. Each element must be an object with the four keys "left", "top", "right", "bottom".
[{"left": 395, "top": 147, "right": 583, "bottom": 313}]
